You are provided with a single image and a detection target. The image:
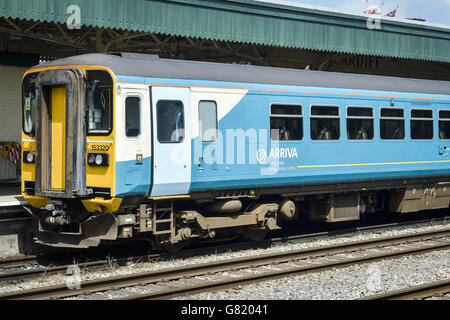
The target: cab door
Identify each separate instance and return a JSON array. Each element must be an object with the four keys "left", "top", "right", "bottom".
[{"left": 150, "top": 87, "right": 191, "bottom": 196}]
